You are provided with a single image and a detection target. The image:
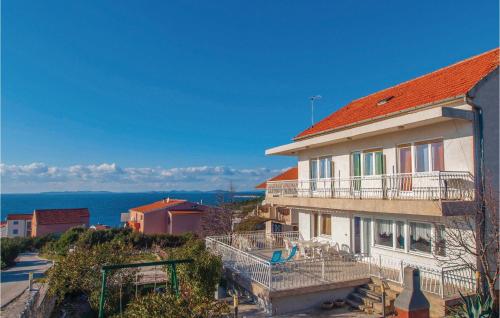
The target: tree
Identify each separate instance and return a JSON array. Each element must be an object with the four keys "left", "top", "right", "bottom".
[
  {"left": 47, "top": 241, "right": 137, "bottom": 316},
  {"left": 436, "top": 181, "right": 499, "bottom": 313}
]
